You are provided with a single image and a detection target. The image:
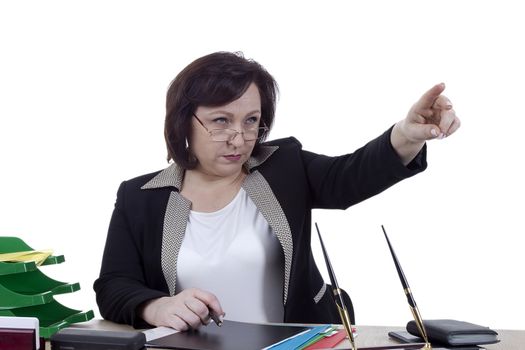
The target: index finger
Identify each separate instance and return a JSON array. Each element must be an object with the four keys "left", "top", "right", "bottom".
[{"left": 414, "top": 82, "right": 446, "bottom": 110}]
